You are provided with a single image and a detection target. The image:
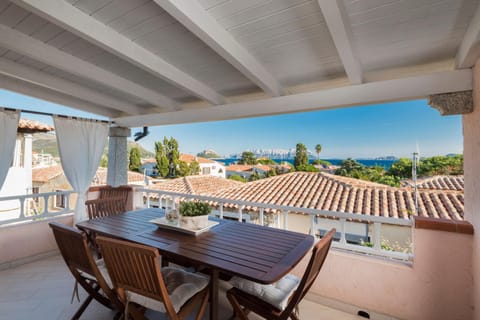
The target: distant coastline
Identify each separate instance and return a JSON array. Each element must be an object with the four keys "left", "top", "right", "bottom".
[{"left": 213, "top": 158, "right": 397, "bottom": 169}]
